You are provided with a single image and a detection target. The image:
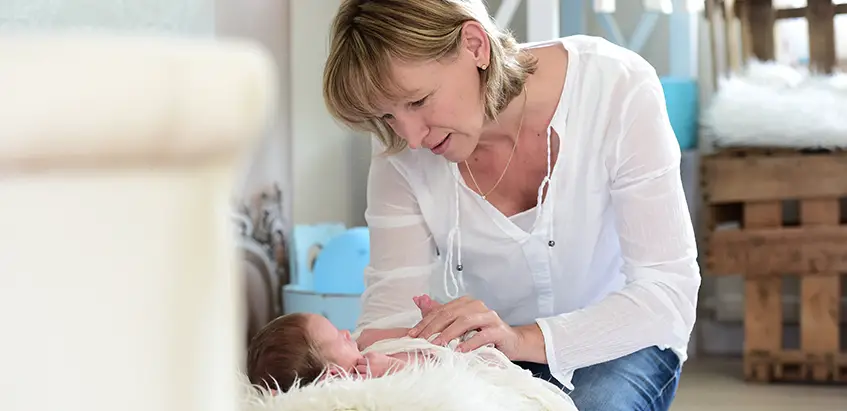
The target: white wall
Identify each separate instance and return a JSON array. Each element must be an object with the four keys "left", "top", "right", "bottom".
[
  {"left": 0, "top": 0, "right": 214, "bottom": 34},
  {"left": 289, "top": 0, "right": 371, "bottom": 228},
  {"left": 218, "top": 0, "right": 374, "bottom": 230},
  {"left": 215, "top": 0, "right": 293, "bottom": 219}
]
